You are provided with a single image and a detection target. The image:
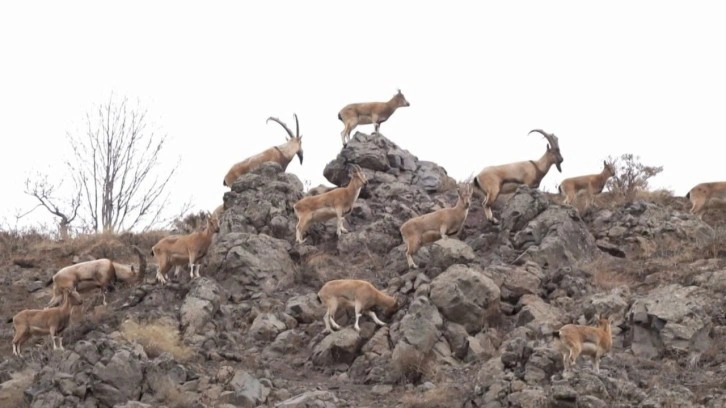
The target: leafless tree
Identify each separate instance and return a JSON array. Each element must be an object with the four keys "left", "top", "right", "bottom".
[
  {"left": 65, "top": 93, "right": 184, "bottom": 233},
  {"left": 606, "top": 153, "right": 664, "bottom": 200},
  {"left": 22, "top": 174, "right": 81, "bottom": 239}
]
